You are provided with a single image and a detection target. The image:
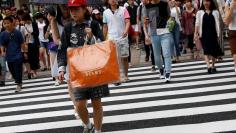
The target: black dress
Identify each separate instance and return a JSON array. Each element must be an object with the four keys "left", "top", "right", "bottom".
[{"left": 201, "top": 12, "right": 223, "bottom": 57}]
